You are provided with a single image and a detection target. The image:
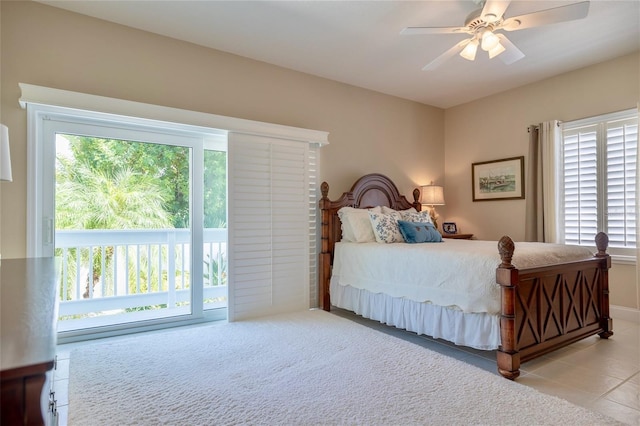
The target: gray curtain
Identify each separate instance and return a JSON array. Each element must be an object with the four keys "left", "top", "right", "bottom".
[
  {"left": 525, "top": 121, "right": 560, "bottom": 242},
  {"left": 525, "top": 125, "right": 543, "bottom": 241}
]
